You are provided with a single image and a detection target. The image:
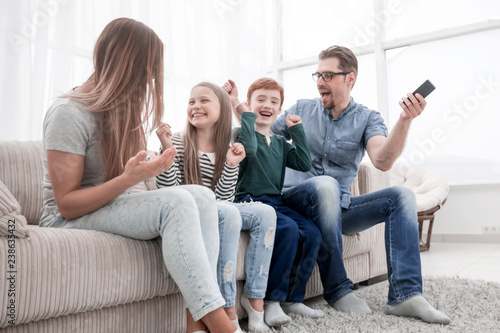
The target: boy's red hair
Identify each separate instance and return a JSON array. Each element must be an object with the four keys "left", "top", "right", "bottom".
[{"left": 247, "top": 78, "right": 284, "bottom": 107}]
